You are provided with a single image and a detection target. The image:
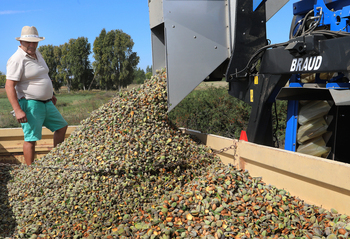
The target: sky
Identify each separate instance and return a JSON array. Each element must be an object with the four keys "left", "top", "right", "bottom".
[{"left": 0, "top": 0, "right": 298, "bottom": 75}]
